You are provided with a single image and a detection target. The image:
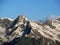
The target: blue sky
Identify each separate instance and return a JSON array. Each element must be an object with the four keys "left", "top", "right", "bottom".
[{"left": 0, "top": 0, "right": 60, "bottom": 20}]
